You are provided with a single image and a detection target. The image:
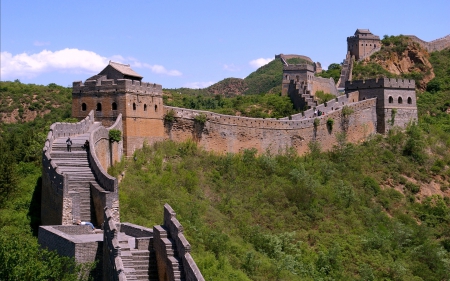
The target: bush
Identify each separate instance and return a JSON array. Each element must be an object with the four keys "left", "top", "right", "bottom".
[
  {"left": 194, "top": 113, "right": 207, "bottom": 125},
  {"left": 164, "top": 109, "right": 175, "bottom": 122},
  {"left": 109, "top": 129, "right": 122, "bottom": 142},
  {"left": 326, "top": 118, "right": 334, "bottom": 131},
  {"left": 405, "top": 182, "right": 420, "bottom": 194}
]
